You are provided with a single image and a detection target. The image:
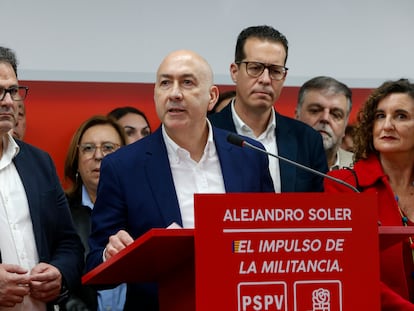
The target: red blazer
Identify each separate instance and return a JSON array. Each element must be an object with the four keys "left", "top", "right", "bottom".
[{"left": 325, "top": 154, "right": 414, "bottom": 310}]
